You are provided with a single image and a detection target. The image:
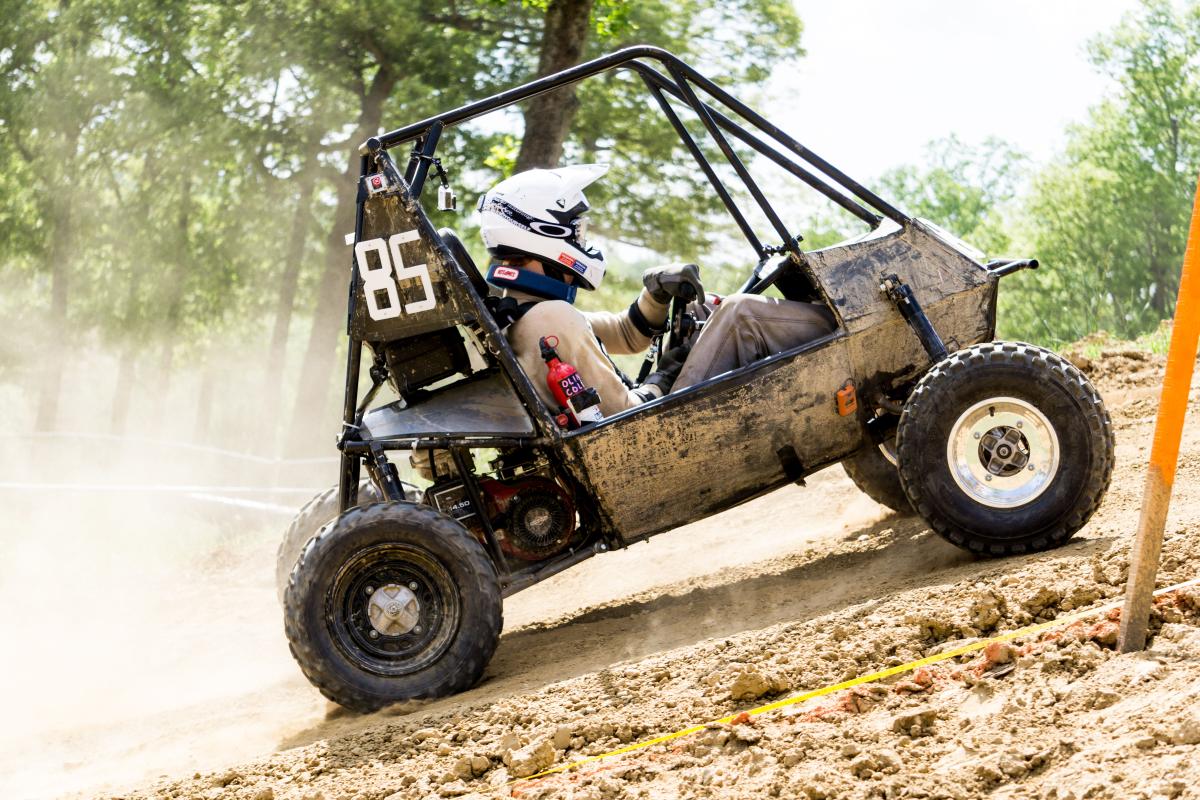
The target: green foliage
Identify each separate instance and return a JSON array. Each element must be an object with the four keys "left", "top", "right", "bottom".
[
  {"left": 483, "top": 135, "right": 521, "bottom": 178},
  {"left": 878, "top": 136, "right": 1028, "bottom": 257},
  {"left": 1002, "top": 0, "right": 1200, "bottom": 345}
]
